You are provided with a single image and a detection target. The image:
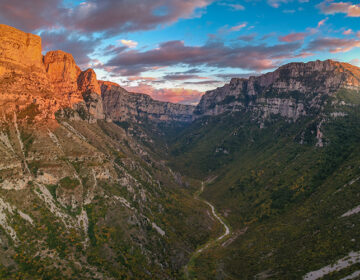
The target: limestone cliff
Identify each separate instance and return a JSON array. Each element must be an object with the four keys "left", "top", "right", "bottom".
[
  {"left": 0, "top": 24, "right": 43, "bottom": 75},
  {"left": 100, "top": 81, "right": 195, "bottom": 123},
  {"left": 0, "top": 24, "right": 194, "bottom": 124},
  {"left": 194, "top": 60, "right": 360, "bottom": 120},
  {"left": 0, "top": 24, "right": 106, "bottom": 122},
  {"left": 44, "top": 50, "right": 82, "bottom": 95}
]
